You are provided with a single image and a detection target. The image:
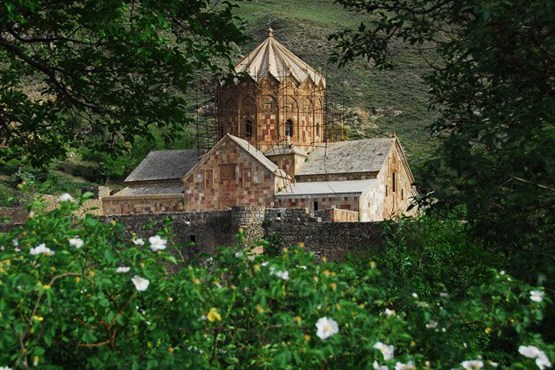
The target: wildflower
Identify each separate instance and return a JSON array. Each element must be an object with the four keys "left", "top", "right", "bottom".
[
  {"left": 207, "top": 307, "right": 222, "bottom": 322},
  {"left": 149, "top": 235, "right": 167, "bottom": 252},
  {"left": 58, "top": 193, "right": 74, "bottom": 202},
  {"left": 32, "top": 315, "right": 44, "bottom": 322},
  {"left": 315, "top": 317, "right": 339, "bottom": 340},
  {"left": 461, "top": 360, "right": 484, "bottom": 369},
  {"left": 133, "top": 238, "right": 145, "bottom": 246},
  {"left": 411, "top": 292, "right": 418, "bottom": 298},
  {"left": 33, "top": 356, "right": 39, "bottom": 366},
  {"left": 426, "top": 320, "right": 438, "bottom": 329},
  {"left": 131, "top": 275, "right": 149, "bottom": 291},
  {"left": 298, "top": 265, "right": 307, "bottom": 269},
  {"left": 519, "top": 345, "right": 552, "bottom": 370},
  {"left": 530, "top": 290, "right": 544, "bottom": 303},
  {"left": 12, "top": 239, "right": 18, "bottom": 247},
  {"left": 384, "top": 308, "right": 396, "bottom": 316},
  {"left": 370, "top": 260, "right": 377, "bottom": 269},
  {"left": 373, "top": 361, "right": 388, "bottom": 370},
  {"left": 0, "top": 366, "right": 13, "bottom": 370},
  {"left": 330, "top": 282, "right": 337, "bottom": 290},
  {"left": 235, "top": 251, "right": 244, "bottom": 258},
  {"left": 440, "top": 292, "right": 449, "bottom": 298},
  {"left": 199, "top": 315, "right": 207, "bottom": 321},
  {"left": 261, "top": 261, "right": 269, "bottom": 267},
  {"left": 293, "top": 316, "right": 301, "bottom": 324},
  {"left": 116, "top": 266, "right": 130, "bottom": 273},
  {"left": 395, "top": 361, "right": 415, "bottom": 370},
  {"left": 69, "top": 237, "right": 83, "bottom": 249},
  {"left": 256, "top": 305, "right": 265, "bottom": 314},
  {"left": 30, "top": 244, "right": 55, "bottom": 256},
  {"left": 273, "top": 270, "right": 289, "bottom": 280},
  {"left": 374, "top": 342, "right": 395, "bottom": 361}
]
